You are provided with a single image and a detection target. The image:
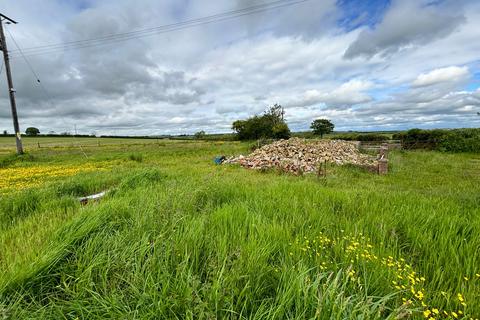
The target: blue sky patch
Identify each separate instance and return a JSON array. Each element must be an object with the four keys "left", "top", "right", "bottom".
[{"left": 337, "top": 0, "right": 391, "bottom": 31}]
